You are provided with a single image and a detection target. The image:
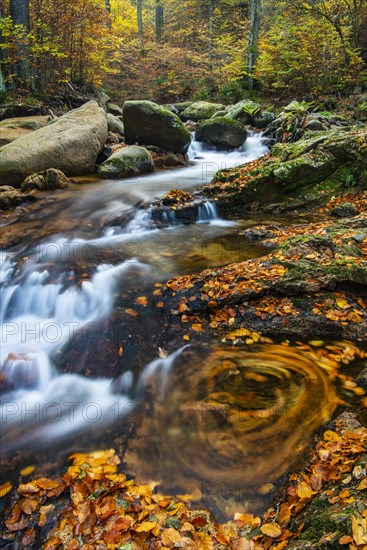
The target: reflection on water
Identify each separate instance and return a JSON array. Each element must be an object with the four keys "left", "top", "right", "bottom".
[{"left": 128, "top": 343, "right": 343, "bottom": 519}]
